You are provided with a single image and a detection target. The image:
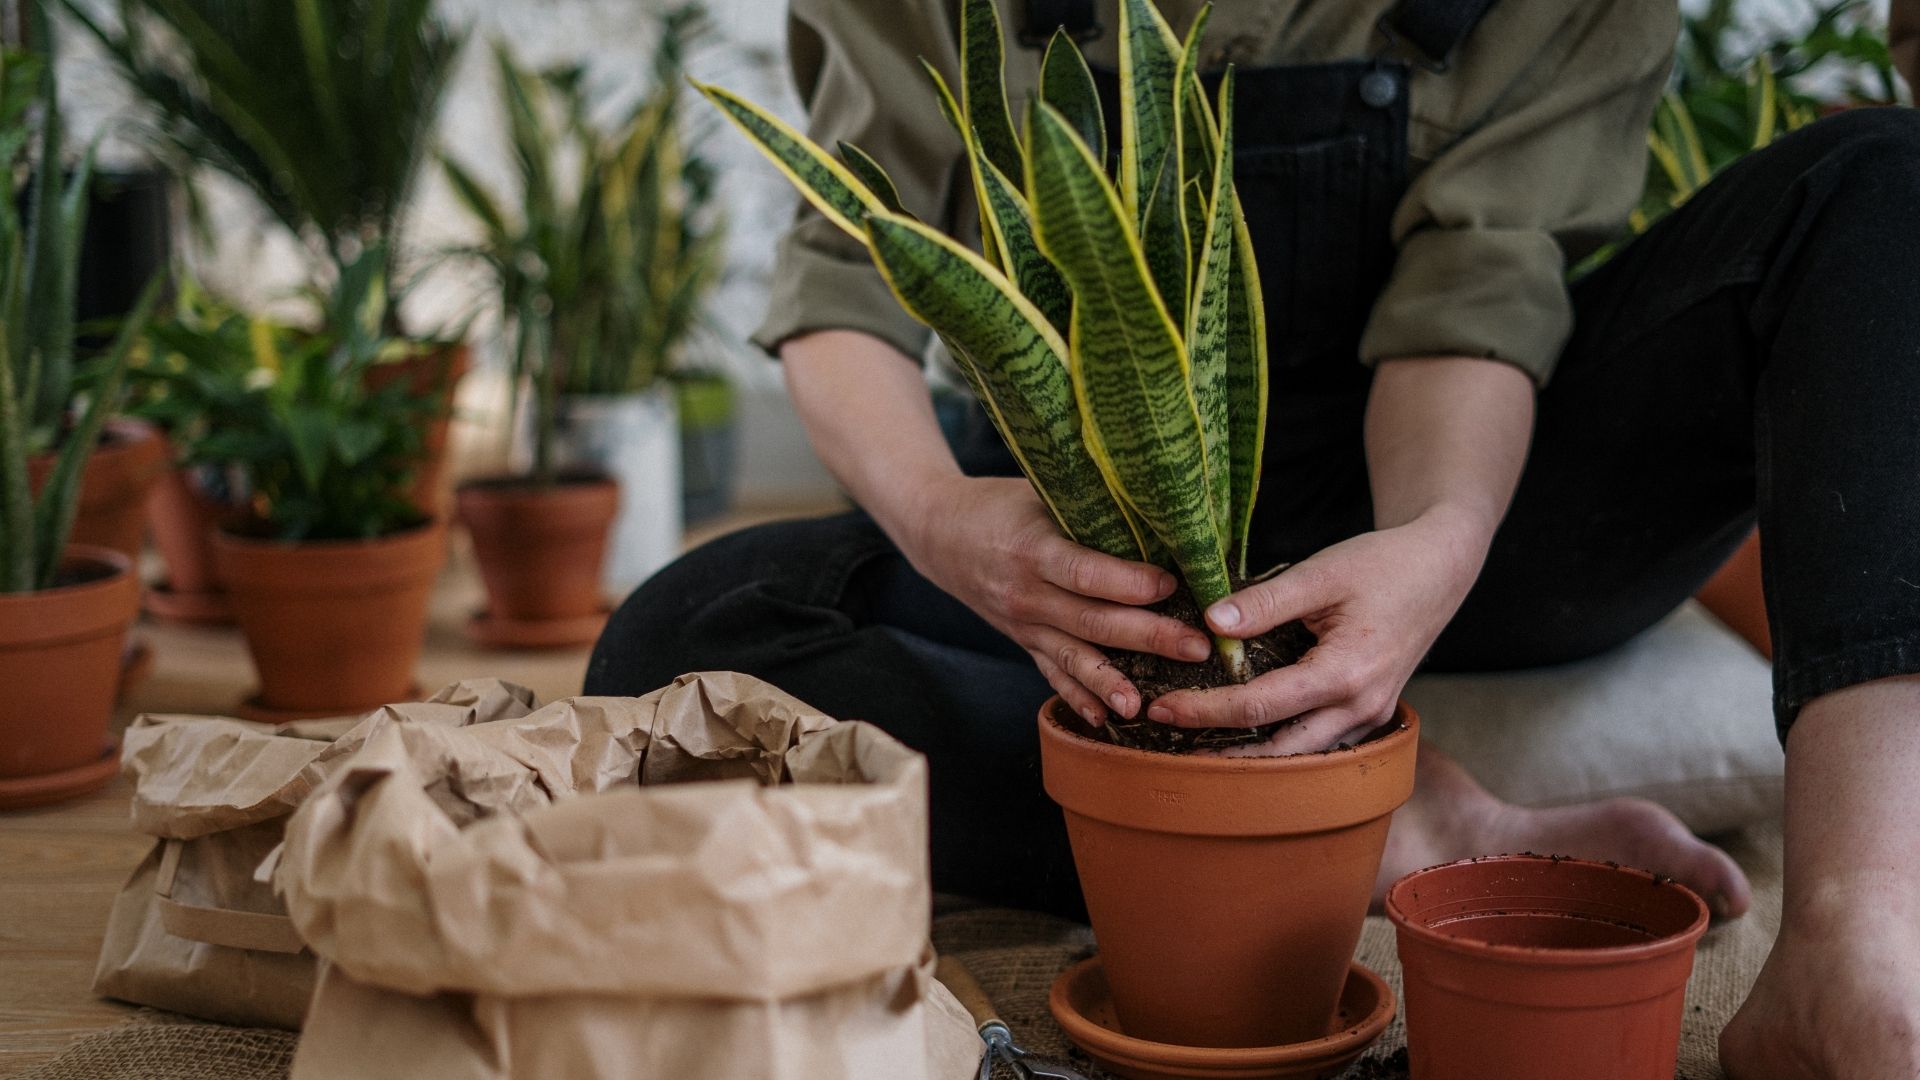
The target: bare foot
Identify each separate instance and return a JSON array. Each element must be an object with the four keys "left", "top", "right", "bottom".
[{"left": 1375, "top": 740, "right": 1753, "bottom": 919}]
